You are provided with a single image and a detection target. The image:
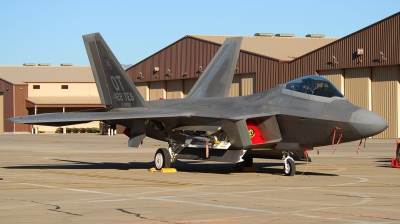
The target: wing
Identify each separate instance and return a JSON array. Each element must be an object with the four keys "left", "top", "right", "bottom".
[
  {"left": 186, "top": 37, "right": 243, "bottom": 98},
  {"left": 8, "top": 109, "right": 194, "bottom": 126}
]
